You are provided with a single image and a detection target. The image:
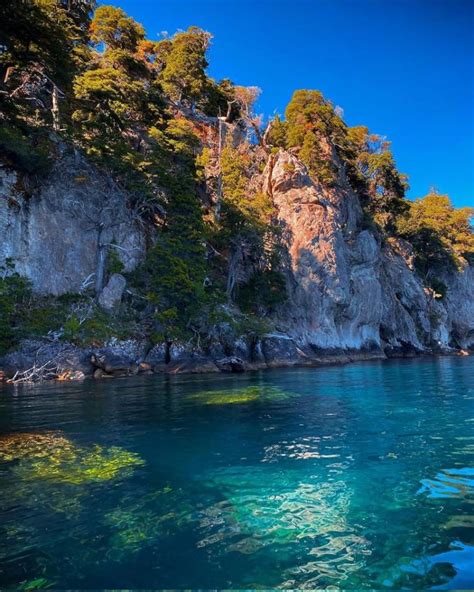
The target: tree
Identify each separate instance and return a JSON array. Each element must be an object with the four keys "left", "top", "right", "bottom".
[
  {"left": 398, "top": 192, "right": 474, "bottom": 274},
  {"left": 0, "top": 0, "right": 95, "bottom": 155},
  {"left": 89, "top": 5, "right": 144, "bottom": 51},
  {"left": 284, "top": 89, "right": 345, "bottom": 185},
  {"left": 136, "top": 118, "right": 208, "bottom": 341},
  {"left": 346, "top": 126, "right": 409, "bottom": 230},
  {"left": 265, "top": 114, "right": 288, "bottom": 148},
  {"left": 159, "top": 27, "right": 212, "bottom": 105}
]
